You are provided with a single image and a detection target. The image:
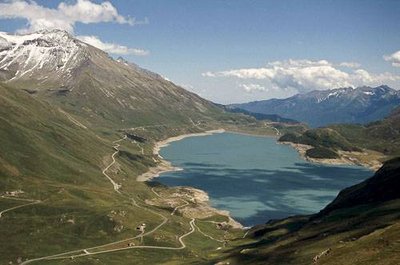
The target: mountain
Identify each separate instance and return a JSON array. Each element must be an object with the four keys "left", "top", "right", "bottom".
[
  {"left": 318, "top": 157, "right": 400, "bottom": 216},
  {"left": 0, "top": 29, "right": 235, "bottom": 133},
  {"left": 328, "top": 106, "right": 400, "bottom": 157},
  {"left": 0, "top": 30, "right": 269, "bottom": 265},
  {"left": 215, "top": 158, "right": 400, "bottom": 265},
  {"left": 231, "top": 86, "right": 400, "bottom": 127},
  {"left": 222, "top": 106, "right": 300, "bottom": 123},
  {"left": 278, "top": 106, "right": 400, "bottom": 164},
  {"left": 3, "top": 29, "right": 398, "bottom": 265}
]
